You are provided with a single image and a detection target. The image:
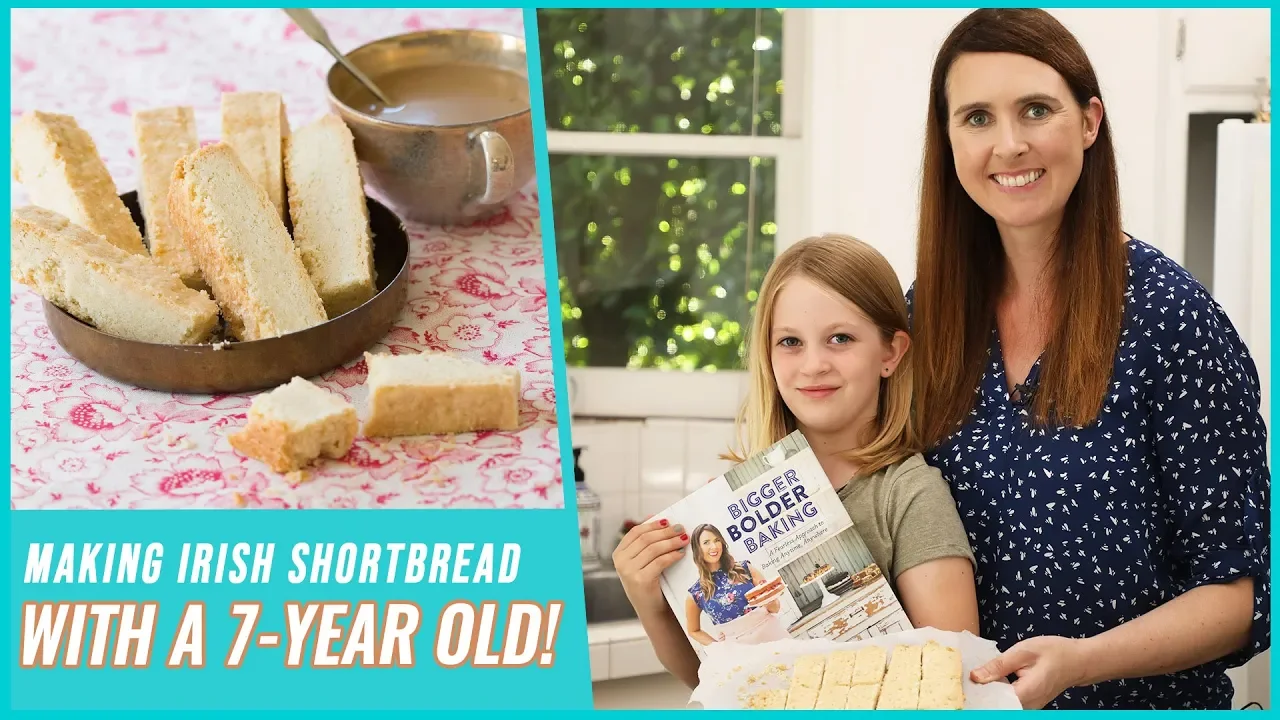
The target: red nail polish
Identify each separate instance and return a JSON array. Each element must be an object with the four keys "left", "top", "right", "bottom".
[
  {"left": 681, "top": 534, "right": 689, "bottom": 541},
  {"left": 659, "top": 519, "right": 668, "bottom": 527}
]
